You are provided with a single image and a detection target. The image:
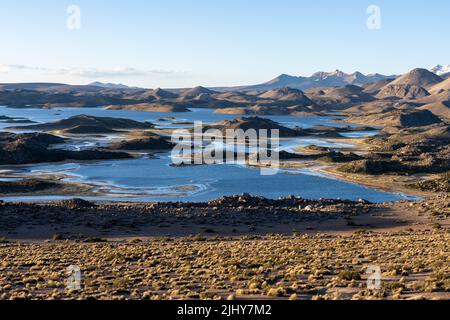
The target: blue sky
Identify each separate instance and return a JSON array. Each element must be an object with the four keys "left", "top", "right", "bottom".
[{"left": 0, "top": 0, "right": 449, "bottom": 88}]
